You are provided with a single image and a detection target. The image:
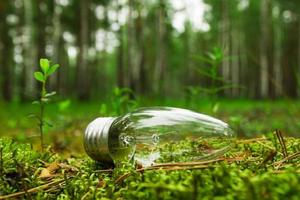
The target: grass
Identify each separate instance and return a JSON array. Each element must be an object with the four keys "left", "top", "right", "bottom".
[
  {"left": 0, "top": 99, "right": 300, "bottom": 199},
  {"left": 1, "top": 98, "right": 299, "bottom": 138}
]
